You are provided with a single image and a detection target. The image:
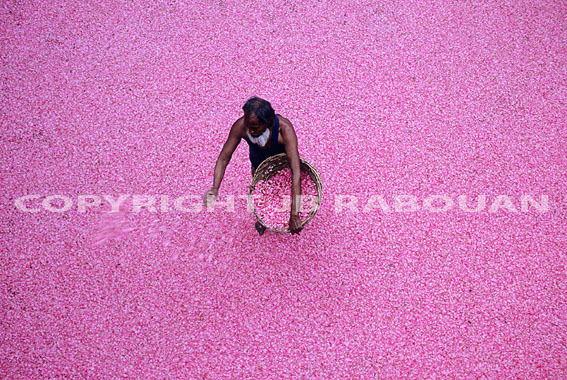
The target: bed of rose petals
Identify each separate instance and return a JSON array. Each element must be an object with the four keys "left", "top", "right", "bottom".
[
  {"left": 252, "top": 167, "right": 319, "bottom": 230},
  {"left": 2, "top": 0, "right": 565, "bottom": 378}
]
